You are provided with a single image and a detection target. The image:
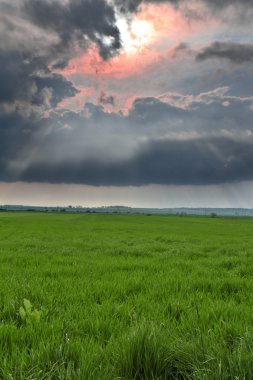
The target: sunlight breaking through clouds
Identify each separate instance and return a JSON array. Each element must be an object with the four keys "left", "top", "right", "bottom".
[{"left": 0, "top": 0, "right": 253, "bottom": 206}]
